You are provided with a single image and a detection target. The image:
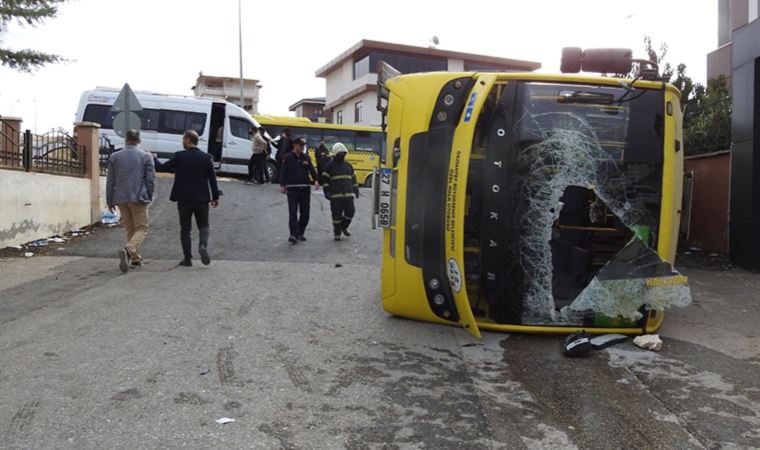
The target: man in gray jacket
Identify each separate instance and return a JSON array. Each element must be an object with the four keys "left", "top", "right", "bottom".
[{"left": 106, "top": 129, "right": 156, "bottom": 273}]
